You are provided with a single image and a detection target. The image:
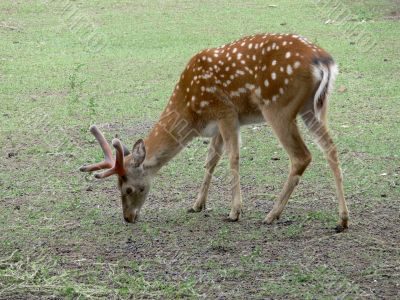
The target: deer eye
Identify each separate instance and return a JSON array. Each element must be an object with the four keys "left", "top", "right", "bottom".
[
  {"left": 138, "top": 186, "right": 145, "bottom": 193},
  {"left": 125, "top": 187, "right": 133, "bottom": 195}
]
